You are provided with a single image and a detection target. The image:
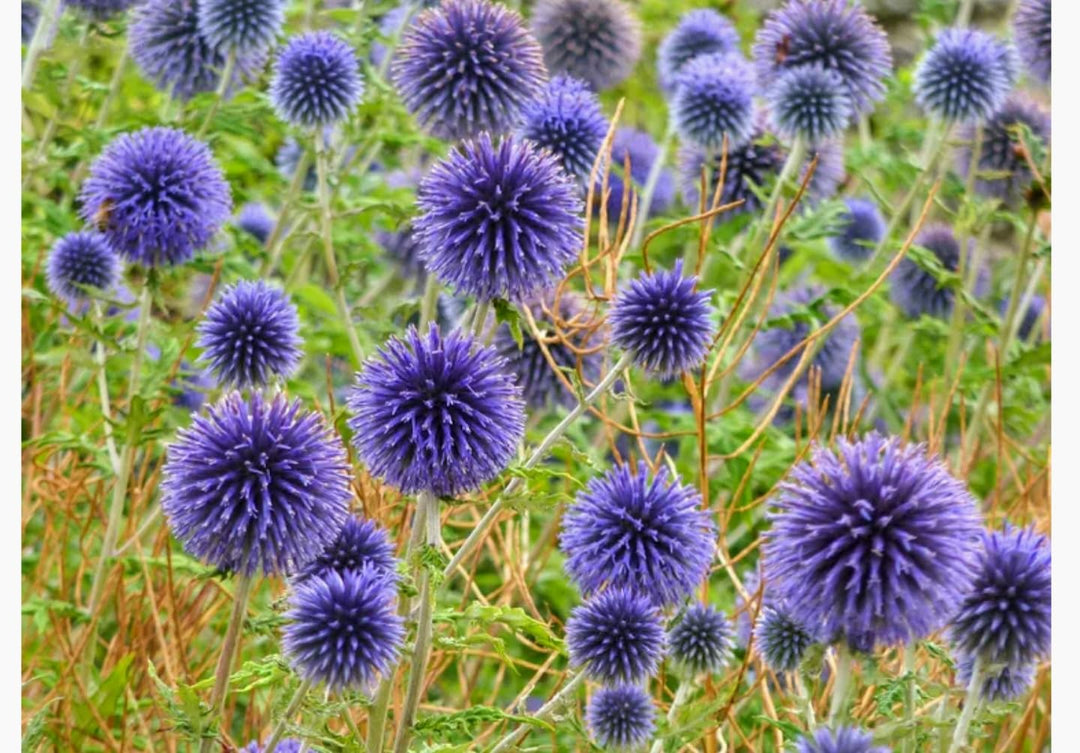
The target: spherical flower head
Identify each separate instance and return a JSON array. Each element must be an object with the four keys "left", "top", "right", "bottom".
[
  {"left": 518, "top": 75, "right": 609, "bottom": 183},
  {"left": 560, "top": 462, "right": 716, "bottom": 607},
  {"left": 66, "top": 0, "right": 138, "bottom": 20},
  {"left": 609, "top": 261, "right": 716, "bottom": 379},
  {"left": 347, "top": 325, "right": 525, "bottom": 498},
  {"left": 531, "top": 0, "right": 641, "bottom": 92},
  {"left": 794, "top": 726, "right": 889, "bottom": 753},
  {"left": 283, "top": 567, "right": 405, "bottom": 692},
  {"left": 294, "top": 516, "right": 398, "bottom": 583},
  {"left": 415, "top": 133, "right": 583, "bottom": 303},
  {"left": 671, "top": 53, "right": 756, "bottom": 150},
  {"left": 46, "top": 232, "right": 120, "bottom": 304},
  {"left": 197, "top": 0, "right": 286, "bottom": 54},
  {"left": 954, "top": 653, "right": 1036, "bottom": 704},
  {"left": 669, "top": 603, "right": 733, "bottom": 676},
  {"left": 913, "top": 29, "right": 1017, "bottom": 123},
  {"left": 586, "top": 685, "right": 656, "bottom": 751},
  {"left": 161, "top": 392, "right": 352, "bottom": 576},
  {"left": 829, "top": 198, "right": 885, "bottom": 263},
  {"left": 197, "top": 280, "right": 302, "bottom": 389},
  {"left": 493, "top": 293, "right": 602, "bottom": 410},
  {"left": 755, "top": 606, "right": 814, "bottom": 673},
  {"left": 130, "top": 0, "right": 267, "bottom": 101},
  {"left": 948, "top": 526, "right": 1050, "bottom": 667},
  {"left": 602, "top": 127, "right": 675, "bottom": 220},
  {"left": 235, "top": 202, "right": 276, "bottom": 245},
  {"left": 678, "top": 125, "right": 786, "bottom": 219},
  {"left": 566, "top": 587, "right": 665, "bottom": 684},
  {"left": 957, "top": 95, "right": 1050, "bottom": 207},
  {"left": 764, "top": 433, "right": 983, "bottom": 652},
  {"left": 657, "top": 9, "right": 741, "bottom": 92},
  {"left": 768, "top": 65, "right": 853, "bottom": 144},
  {"left": 393, "top": 0, "right": 546, "bottom": 141},
  {"left": 80, "top": 127, "right": 232, "bottom": 267},
  {"left": 271, "top": 31, "right": 364, "bottom": 129},
  {"left": 1014, "top": 0, "right": 1050, "bottom": 84},
  {"left": 890, "top": 224, "right": 980, "bottom": 320}
]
